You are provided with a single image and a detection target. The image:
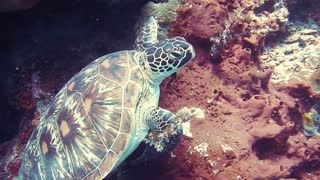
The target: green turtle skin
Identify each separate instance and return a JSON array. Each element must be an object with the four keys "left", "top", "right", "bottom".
[{"left": 17, "top": 17, "right": 195, "bottom": 179}]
